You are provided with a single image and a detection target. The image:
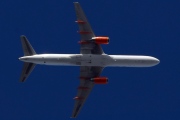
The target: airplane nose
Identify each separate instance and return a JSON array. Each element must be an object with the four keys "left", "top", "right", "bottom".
[
  {"left": 145, "top": 57, "right": 160, "bottom": 66},
  {"left": 152, "top": 57, "right": 160, "bottom": 65},
  {"left": 156, "top": 59, "right": 160, "bottom": 64}
]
